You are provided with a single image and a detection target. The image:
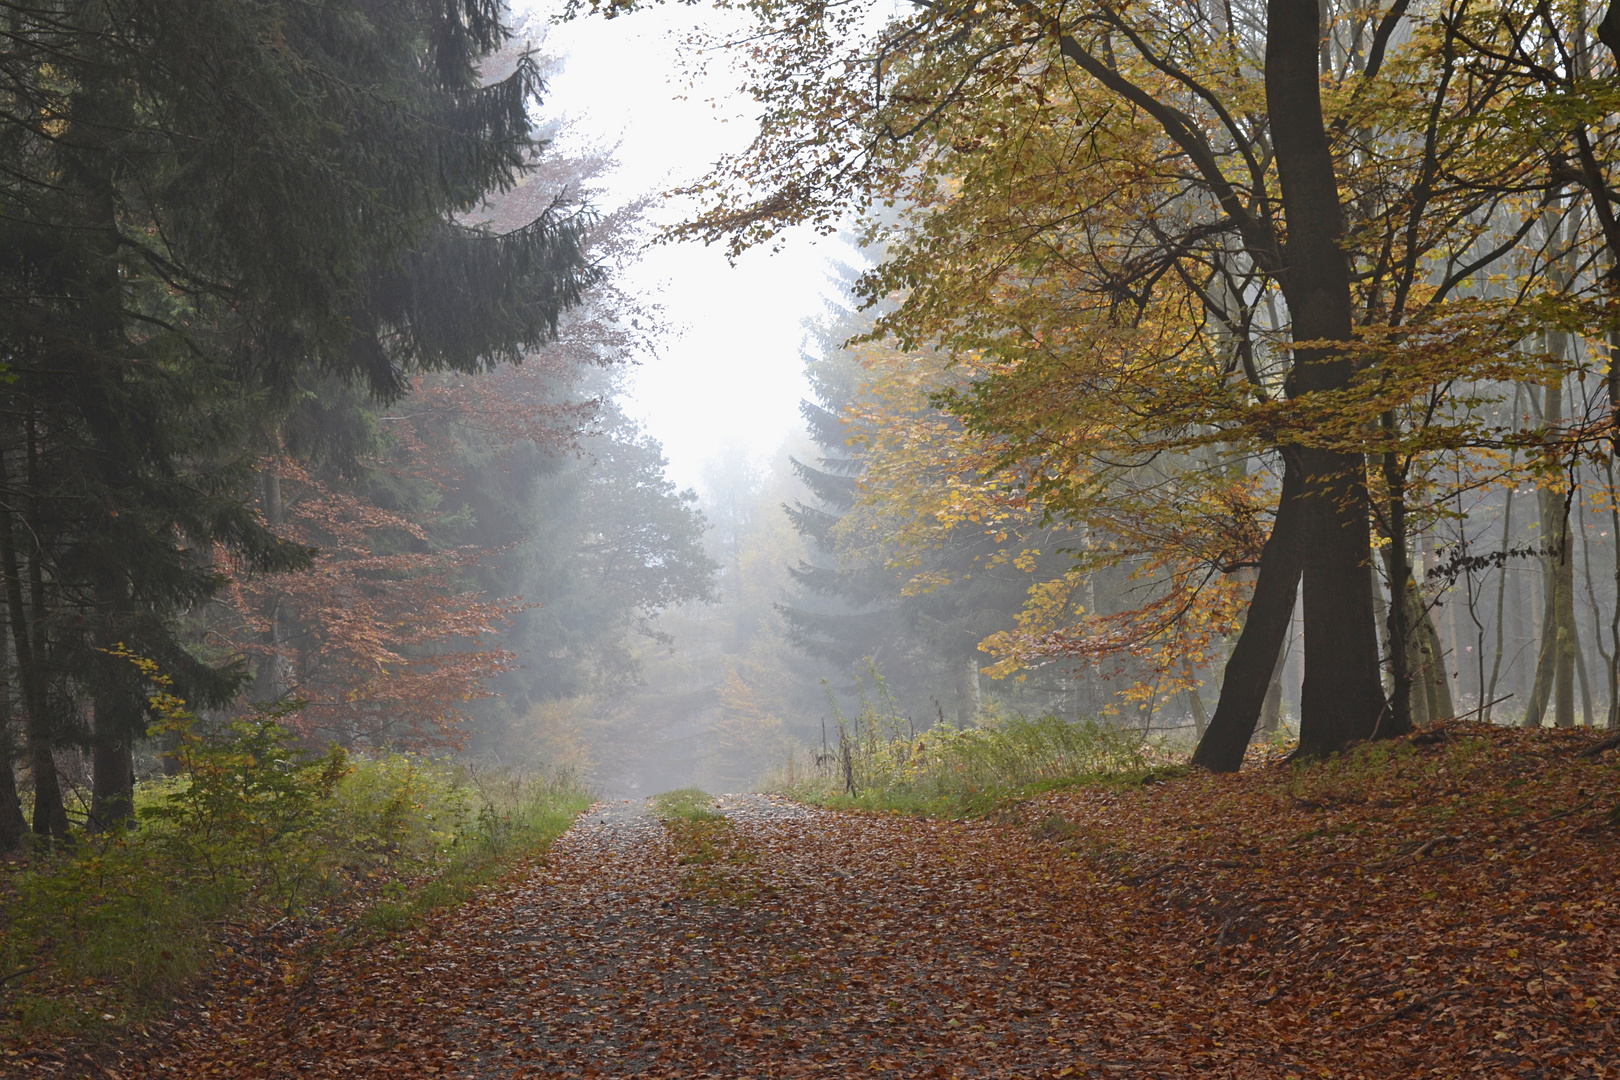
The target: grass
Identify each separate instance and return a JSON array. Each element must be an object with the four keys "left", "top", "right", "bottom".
[
  {"left": 772, "top": 713, "right": 1171, "bottom": 818},
  {"left": 650, "top": 787, "right": 723, "bottom": 822},
  {"left": 648, "top": 788, "right": 764, "bottom": 905},
  {"left": 0, "top": 734, "right": 589, "bottom": 1042}
]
